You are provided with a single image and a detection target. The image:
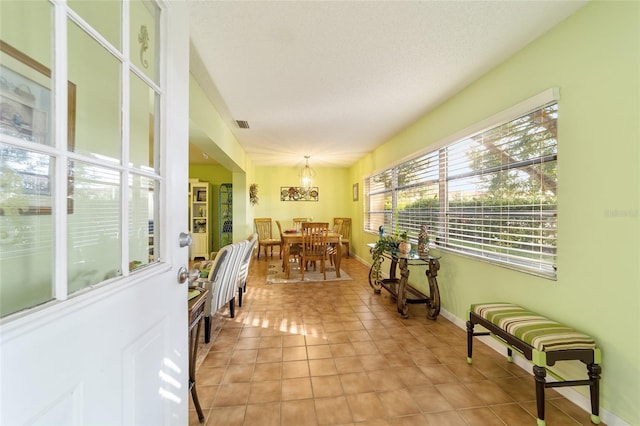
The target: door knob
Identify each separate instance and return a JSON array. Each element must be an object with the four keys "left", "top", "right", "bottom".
[
  {"left": 177, "top": 266, "right": 200, "bottom": 284},
  {"left": 179, "top": 232, "right": 192, "bottom": 247}
]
